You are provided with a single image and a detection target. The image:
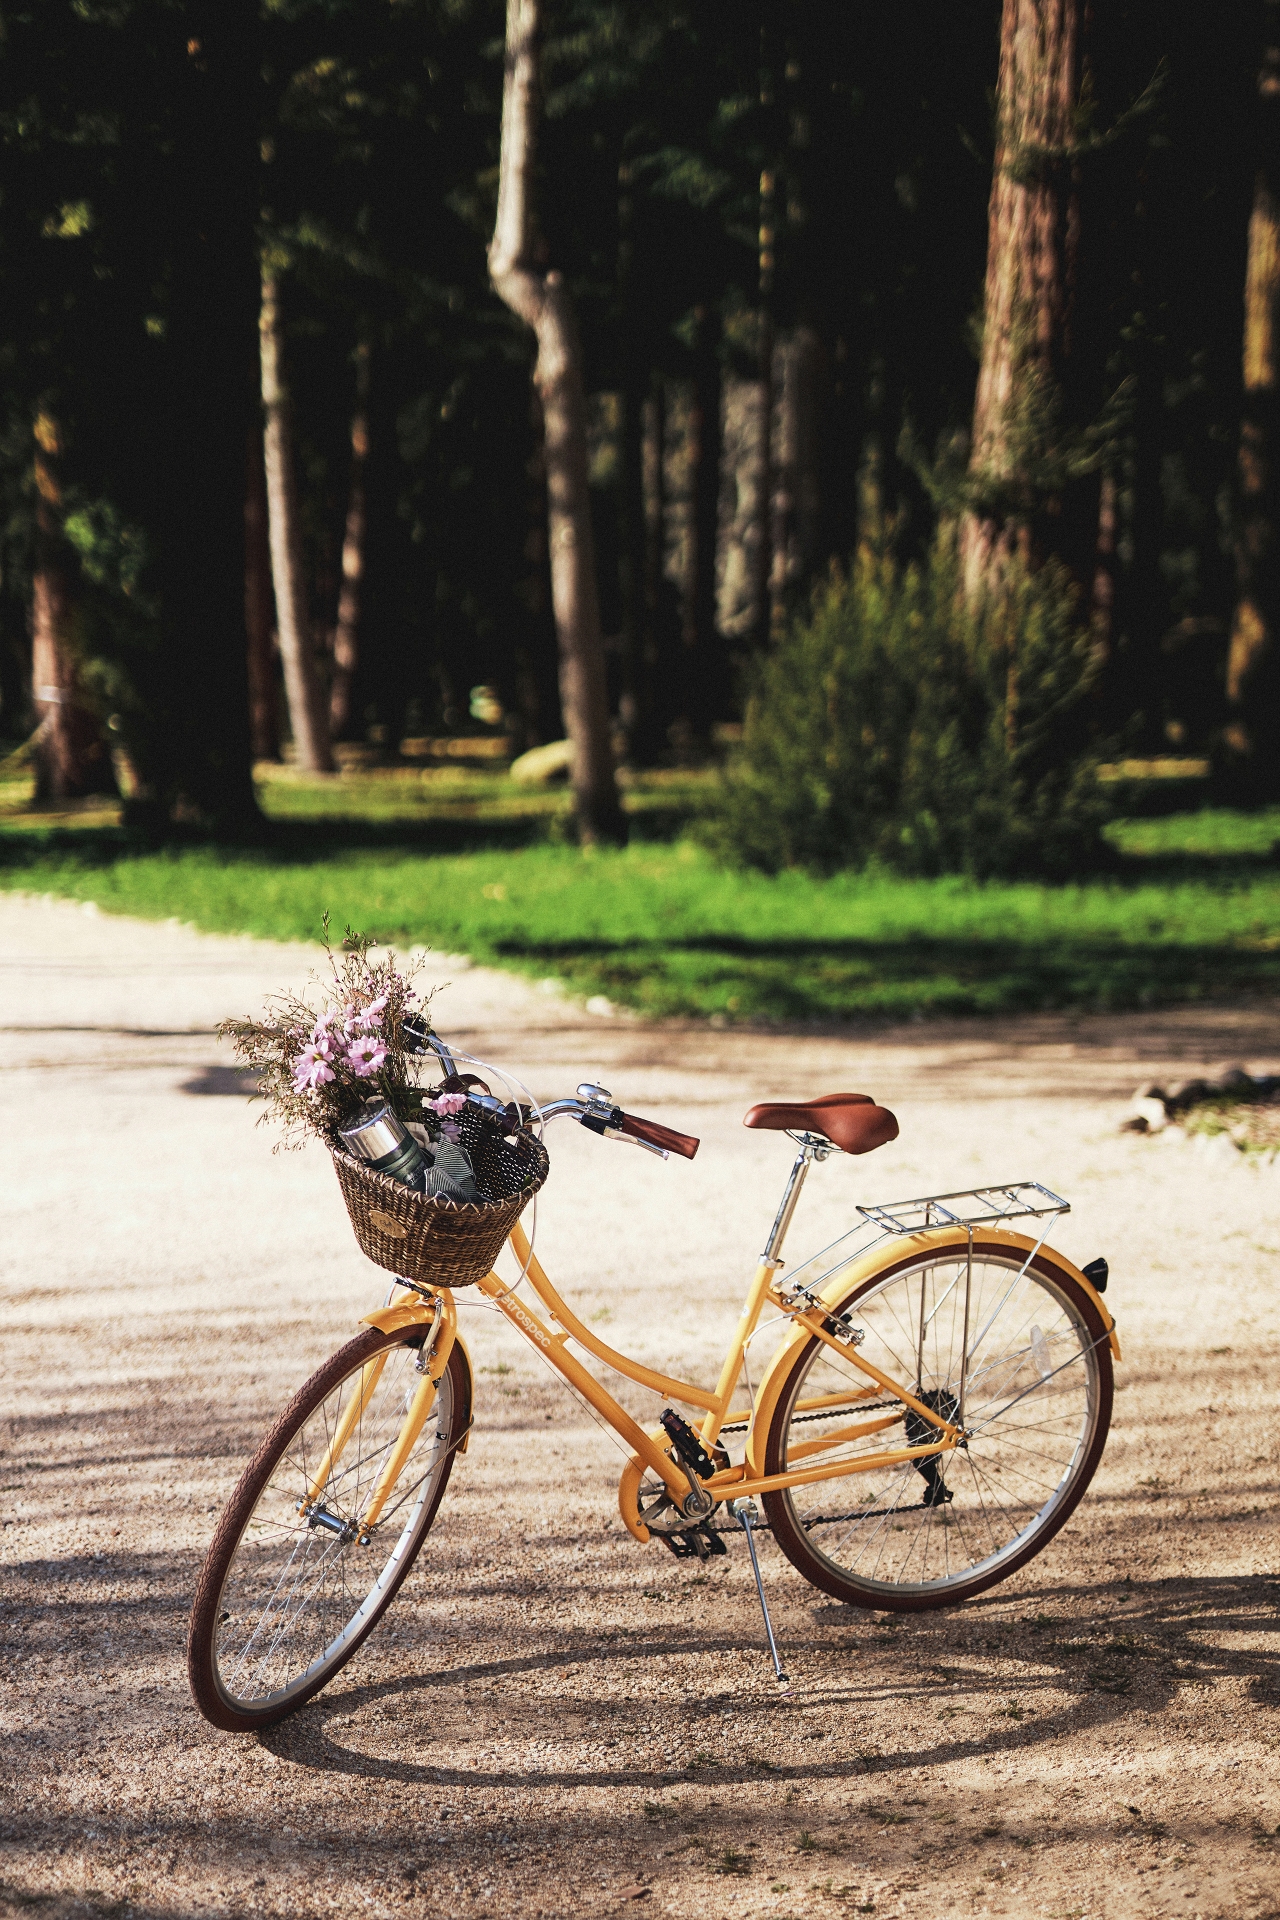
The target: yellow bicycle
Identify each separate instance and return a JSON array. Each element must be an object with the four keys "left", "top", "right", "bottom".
[{"left": 187, "top": 1042, "right": 1119, "bottom": 1732}]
